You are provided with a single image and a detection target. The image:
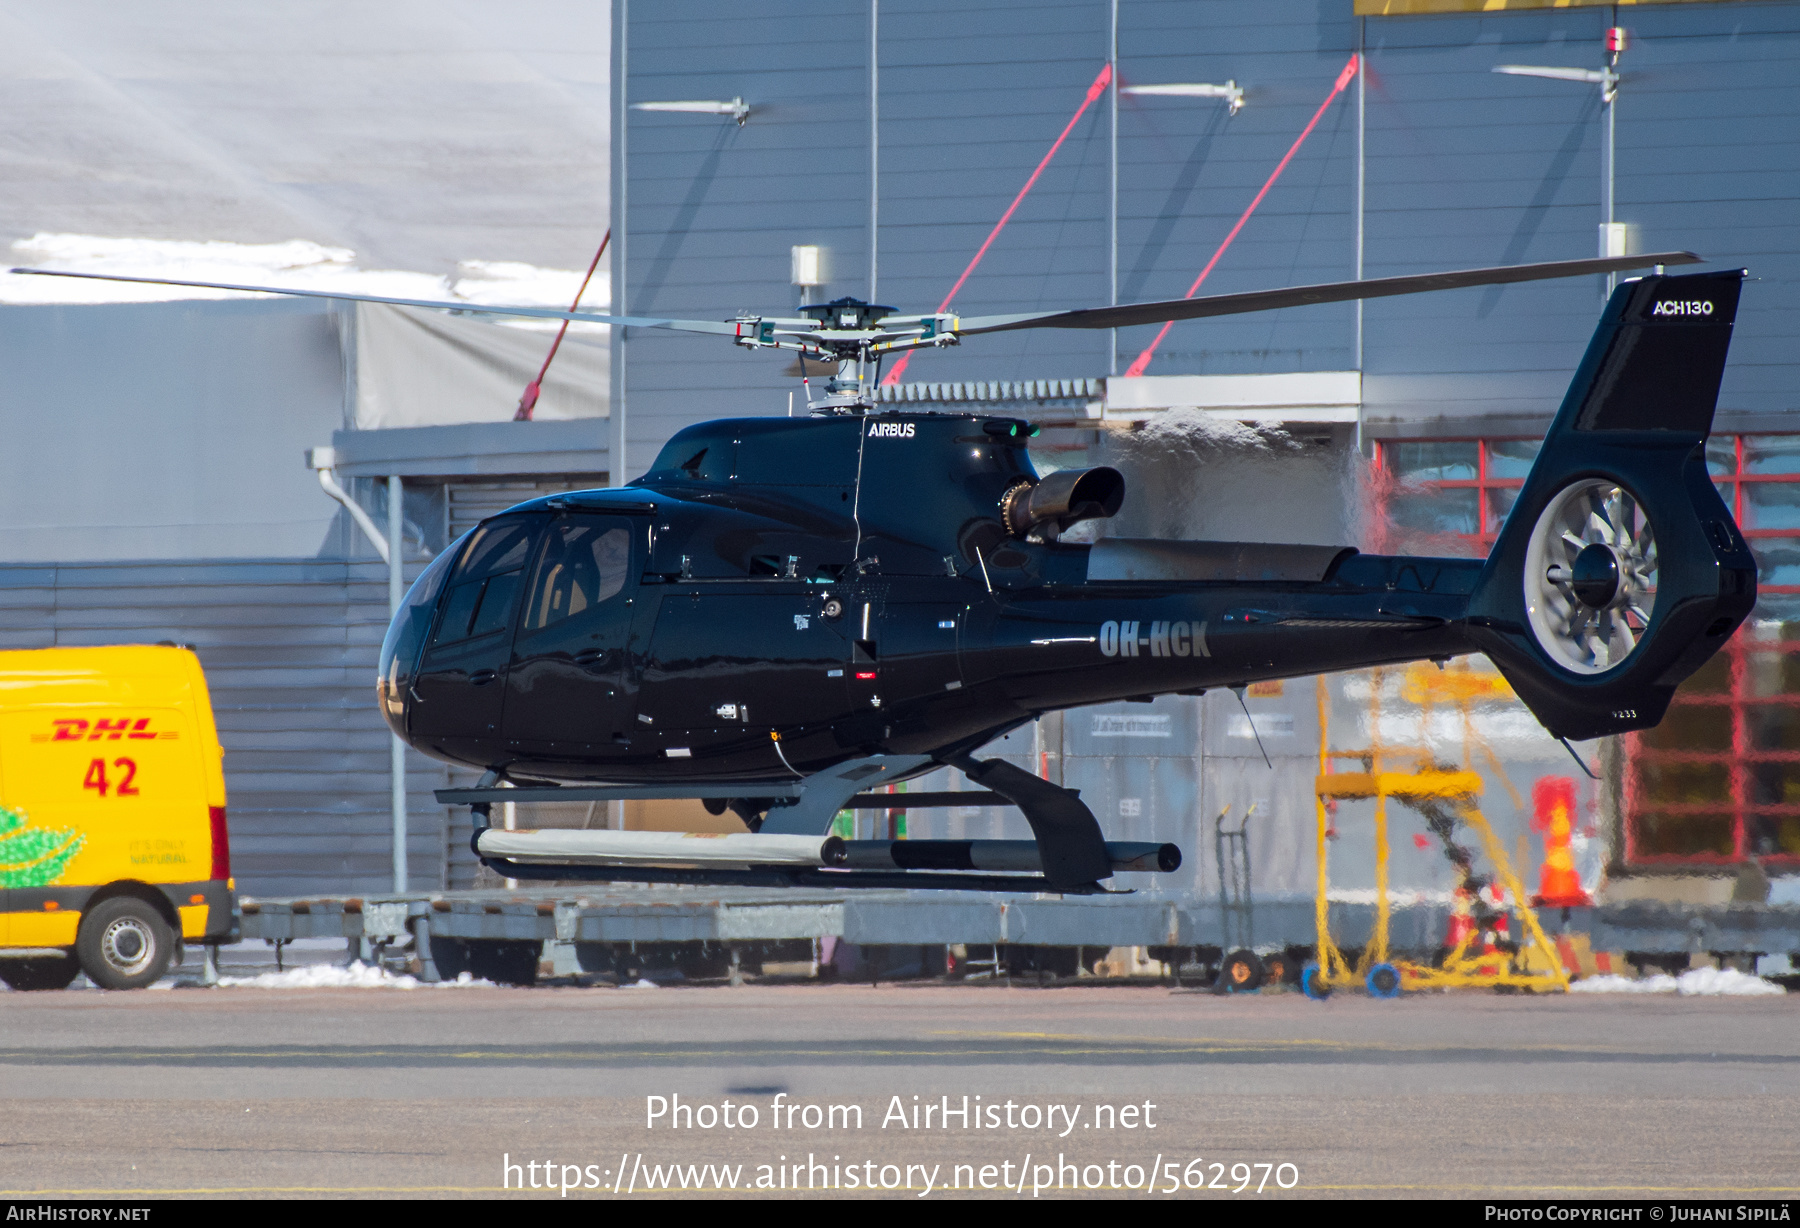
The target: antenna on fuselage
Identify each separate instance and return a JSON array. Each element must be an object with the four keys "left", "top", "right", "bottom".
[{"left": 1230, "top": 686, "right": 1274, "bottom": 770}]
